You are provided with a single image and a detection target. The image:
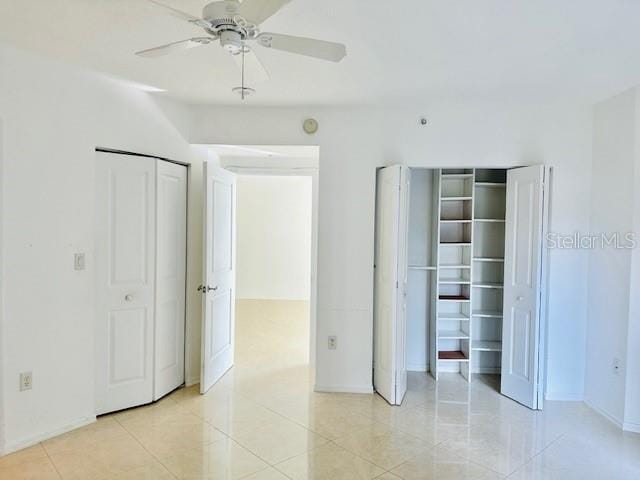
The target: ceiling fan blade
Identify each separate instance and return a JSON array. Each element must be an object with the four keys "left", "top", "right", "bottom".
[
  {"left": 256, "top": 33, "right": 346, "bottom": 62},
  {"left": 136, "top": 37, "right": 213, "bottom": 58},
  {"left": 232, "top": 47, "right": 270, "bottom": 83},
  {"left": 147, "top": 0, "right": 211, "bottom": 29},
  {"left": 238, "top": 0, "right": 293, "bottom": 24}
]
